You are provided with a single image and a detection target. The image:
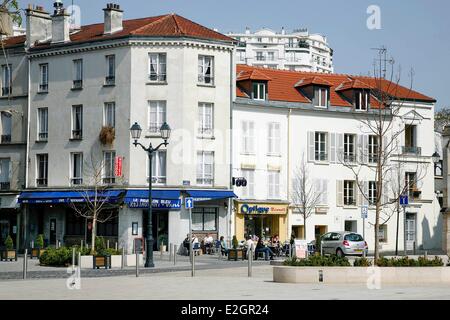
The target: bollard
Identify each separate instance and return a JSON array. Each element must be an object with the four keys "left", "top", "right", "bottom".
[
  {"left": 173, "top": 245, "right": 177, "bottom": 265},
  {"left": 72, "top": 248, "right": 76, "bottom": 272},
  {"left": 80, "top": 240, "right": 83, "bottom": 252},
  {"left": 121, "top": 247, "right": 125, "bottom": 269},
  {"left": 107, "top": 240, "right": 110, "bottom": 249},
  {"left": 115, "top": 242, "right": 118, "bottom": 251},
  {"left": 160, "top": 244, "right": 164, "bottom": 259},
  {"left": 413, "top": 241, "right": 416, "bottom": 255},
  {"left": 319, "top": 270, "right": 323, "bottom": 282},
  {"left": 320, "top": 242, "right": 323, "bottom": 257},
  {"left": 169, "top": 243, "right": 173, "bottom": 262},
  {"left": 135, "top": 252, "right": 139, "bottom": 277},
  {"left": 192, "top": 250, "right": 195, "bottom": 277},
  {"left": 248, "top": 247, "right": 253, "bottom": 278},
  {"left": 31, "top": 240, "right": 34, "bottom": 249},
  {"left": 424, "top": 250, "right": 428, "bottom": 260},
  {"left": 23, "top": 249, "right": 28, "bottom": 280},
  {"left": 77, "top": 252, "right": 81, "bottom": 269}
]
